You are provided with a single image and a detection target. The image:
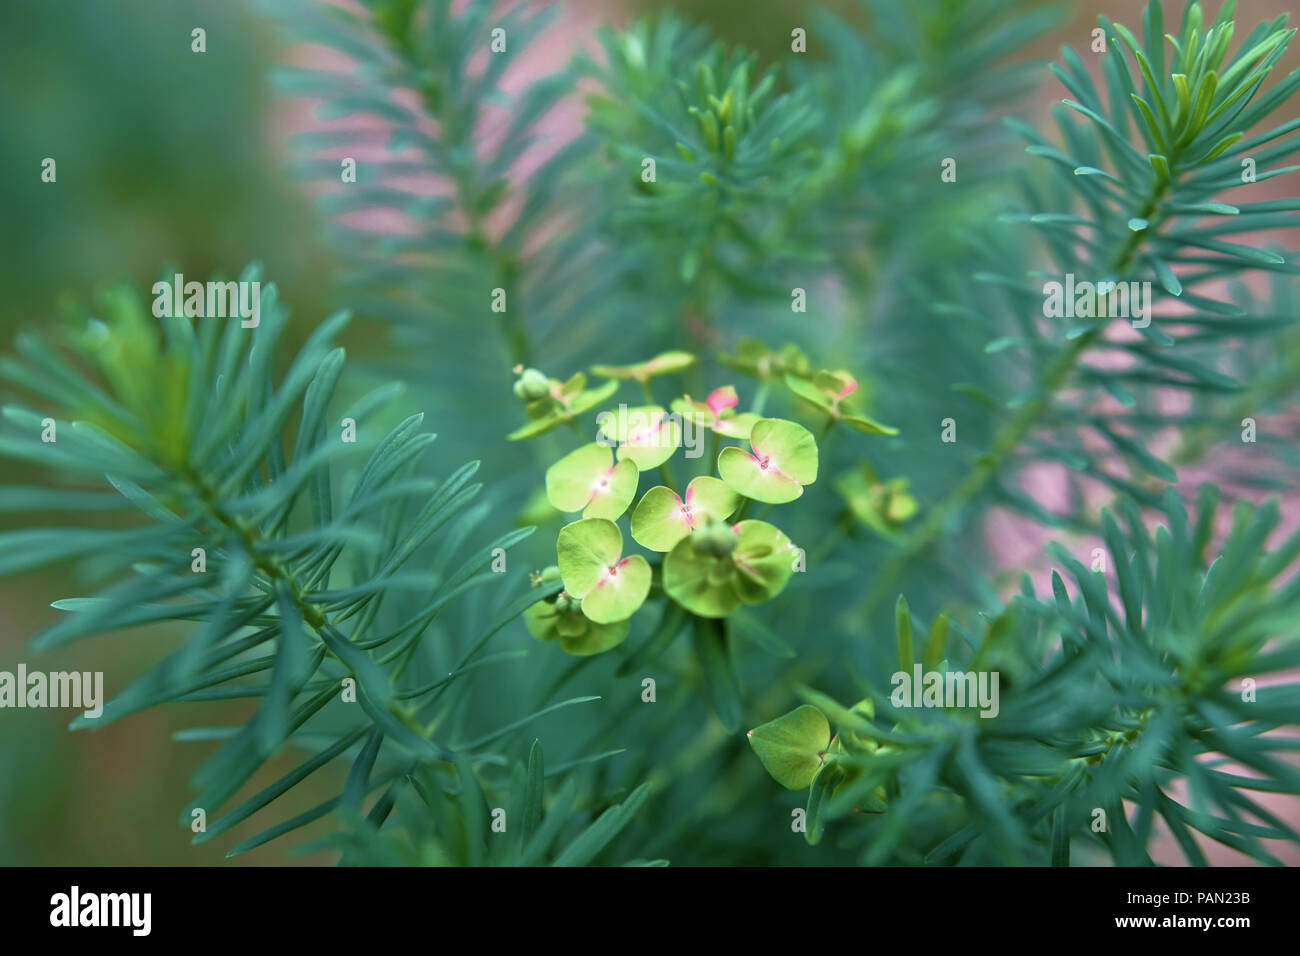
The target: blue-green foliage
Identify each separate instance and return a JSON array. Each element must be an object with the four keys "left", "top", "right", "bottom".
[{"left": 2, "top": 0, "right": 1299, "bottom": 865}]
